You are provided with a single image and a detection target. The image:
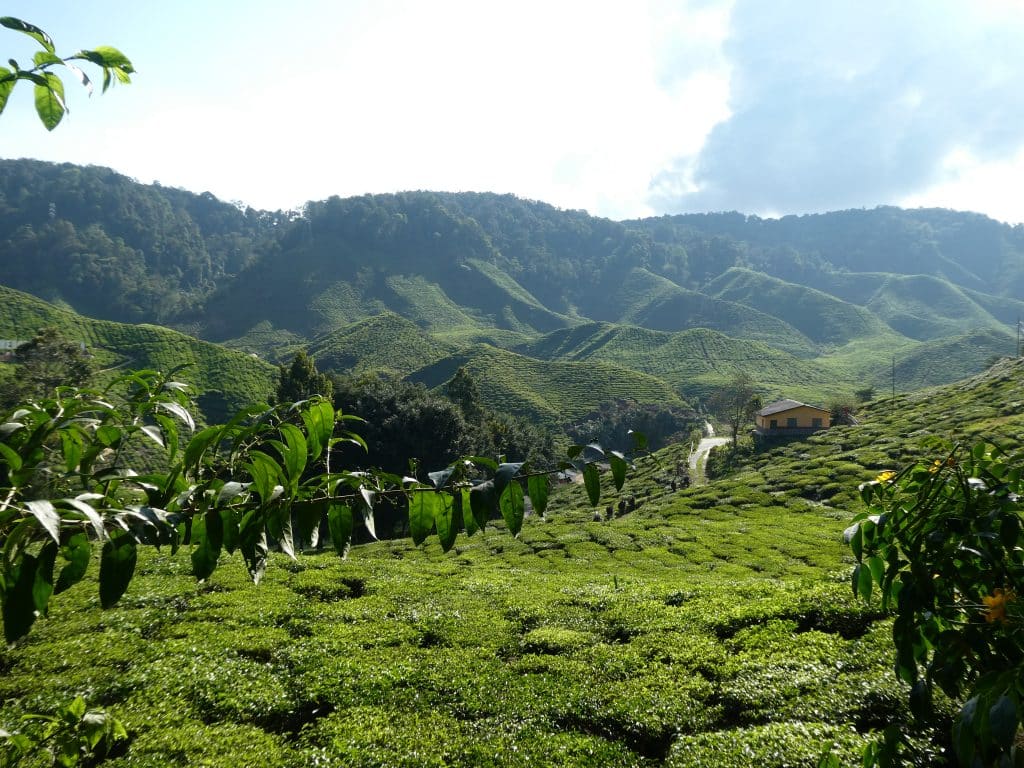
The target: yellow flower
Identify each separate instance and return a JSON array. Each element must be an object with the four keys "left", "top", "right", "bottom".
[
  {"left": 982, "top": 588, "right": 1015, "bottom": 624},
  {"left": 929, "top": 459, "right": 942, "bottom": 474},
  {"left": 875, "top": 471, "right": 896, "bottom": 483}
]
